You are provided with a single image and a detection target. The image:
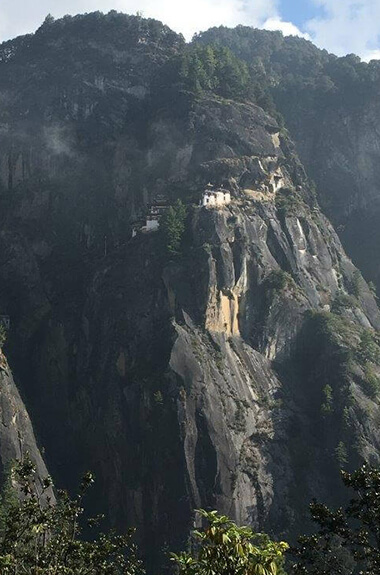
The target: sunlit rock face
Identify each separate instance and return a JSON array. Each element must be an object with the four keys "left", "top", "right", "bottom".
[
  {"left": 192, "top": 27, "right": 380, "bottom": 293},
  {"left": 0, "top": 349, "right": 49, "bottom": 486},
  {"left": 1, "top": 12, "right": 380, "bottom": 568}
]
